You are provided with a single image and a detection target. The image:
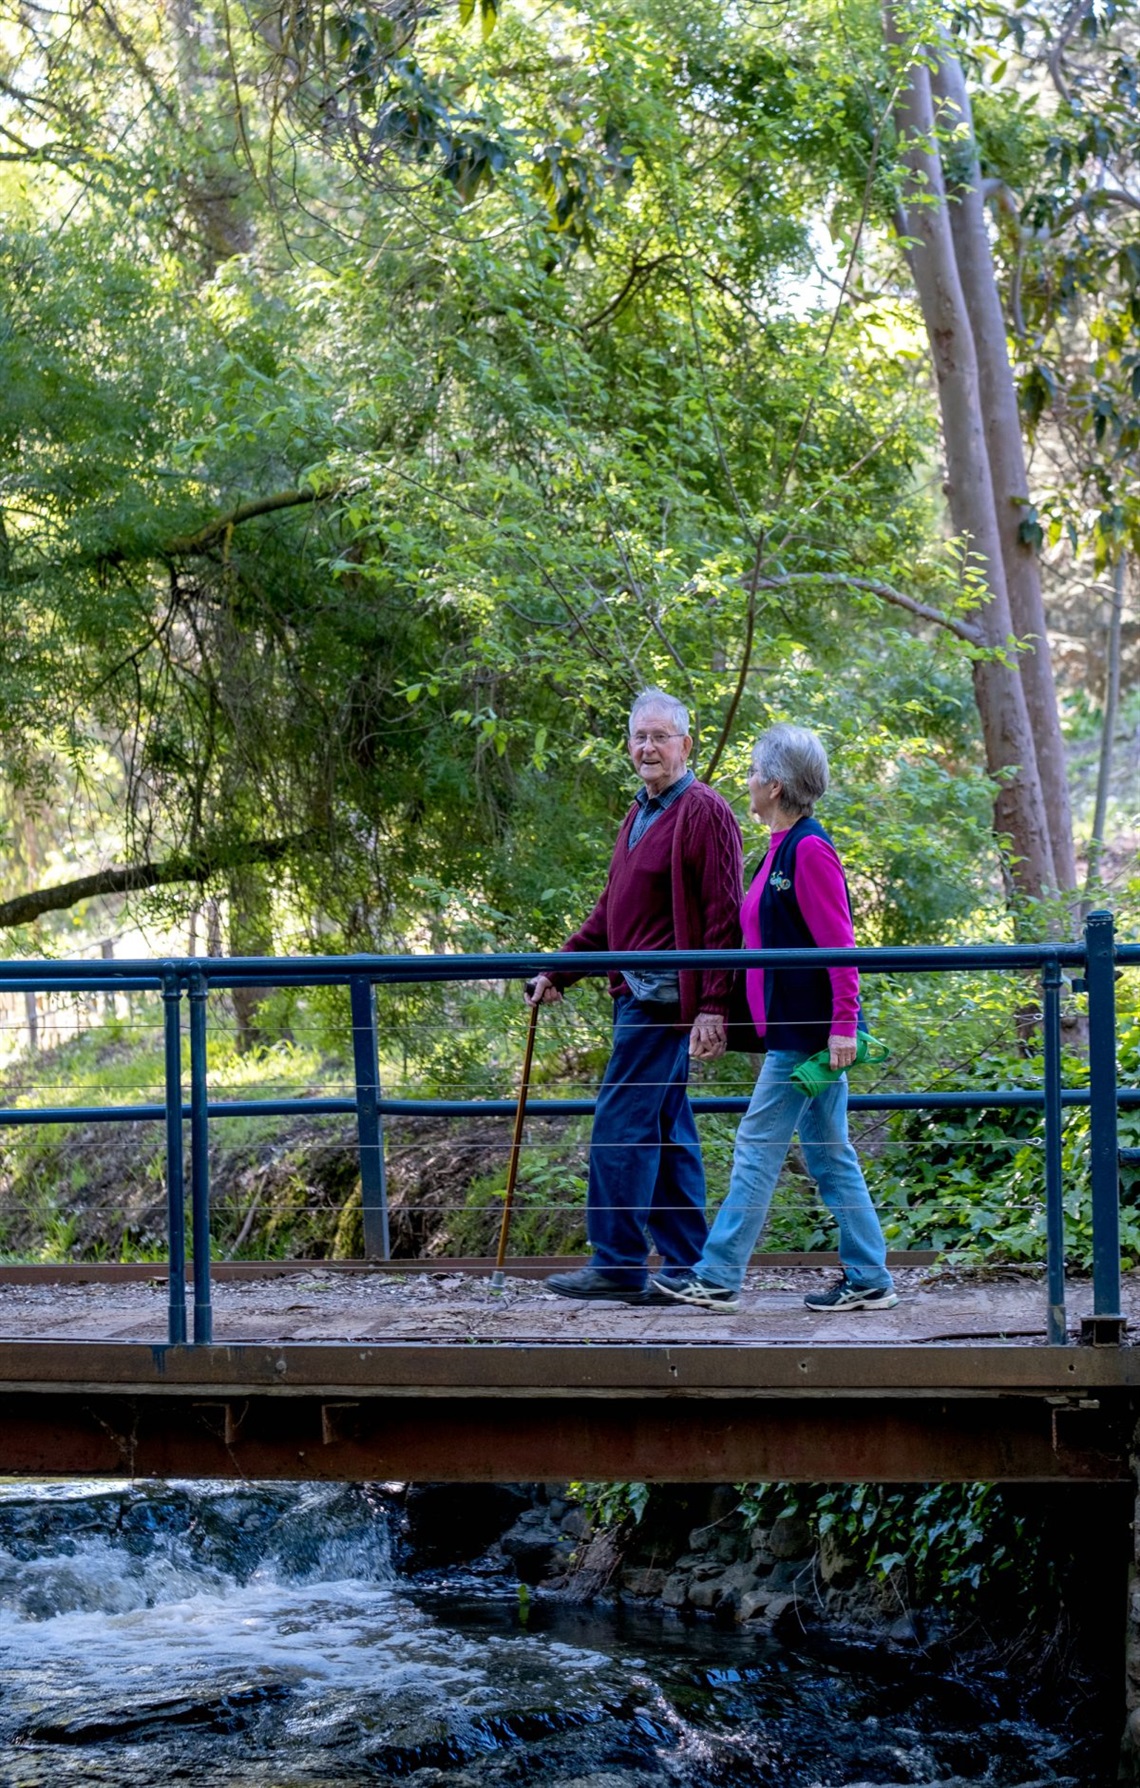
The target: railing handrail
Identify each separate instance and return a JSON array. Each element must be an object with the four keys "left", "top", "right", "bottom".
[
  {"left": 0, "top": 914, "right": 1131, "bottom": 1348},
  {"left": 2, "top": 1088, "right": 1138, "bottom": 1125},
  {"left": 0, "top": 937, "right": 1135, "bottom": 987}
]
